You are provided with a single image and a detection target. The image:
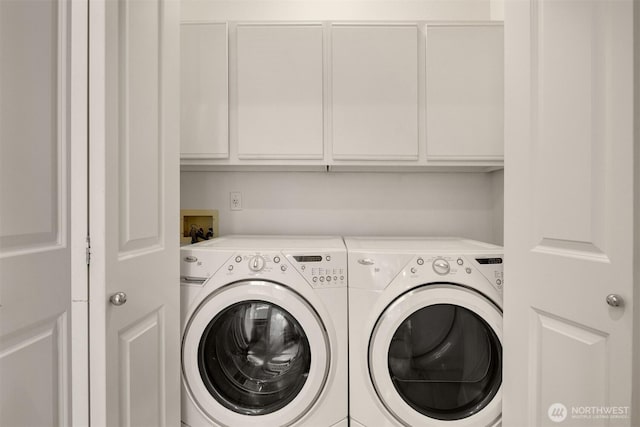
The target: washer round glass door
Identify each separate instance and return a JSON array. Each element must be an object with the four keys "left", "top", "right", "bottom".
[
  {"left": 369, "top": 284, "right": 502, "bottom": 427},
  {"left": 183, "top": 280, "right": 330, "bottom": 427}
]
